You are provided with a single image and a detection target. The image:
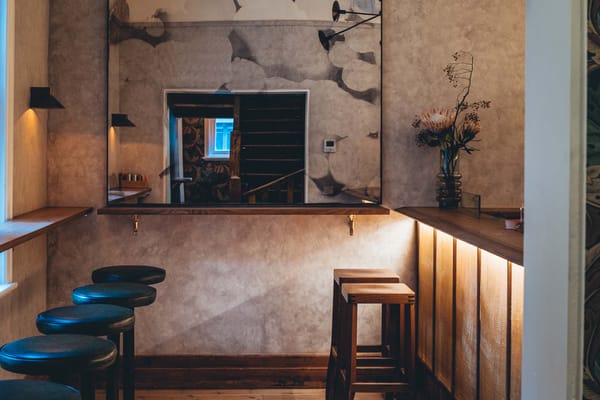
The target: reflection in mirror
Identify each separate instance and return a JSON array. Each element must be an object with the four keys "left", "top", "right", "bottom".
[{"left": 107, "top": 0, "right": 382, "bottom": 206}]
